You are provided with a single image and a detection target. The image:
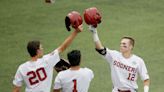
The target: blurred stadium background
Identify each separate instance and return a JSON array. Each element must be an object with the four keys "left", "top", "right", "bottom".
[{"left": 0, "top": 0, "right": 164, "bottom": 91}]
